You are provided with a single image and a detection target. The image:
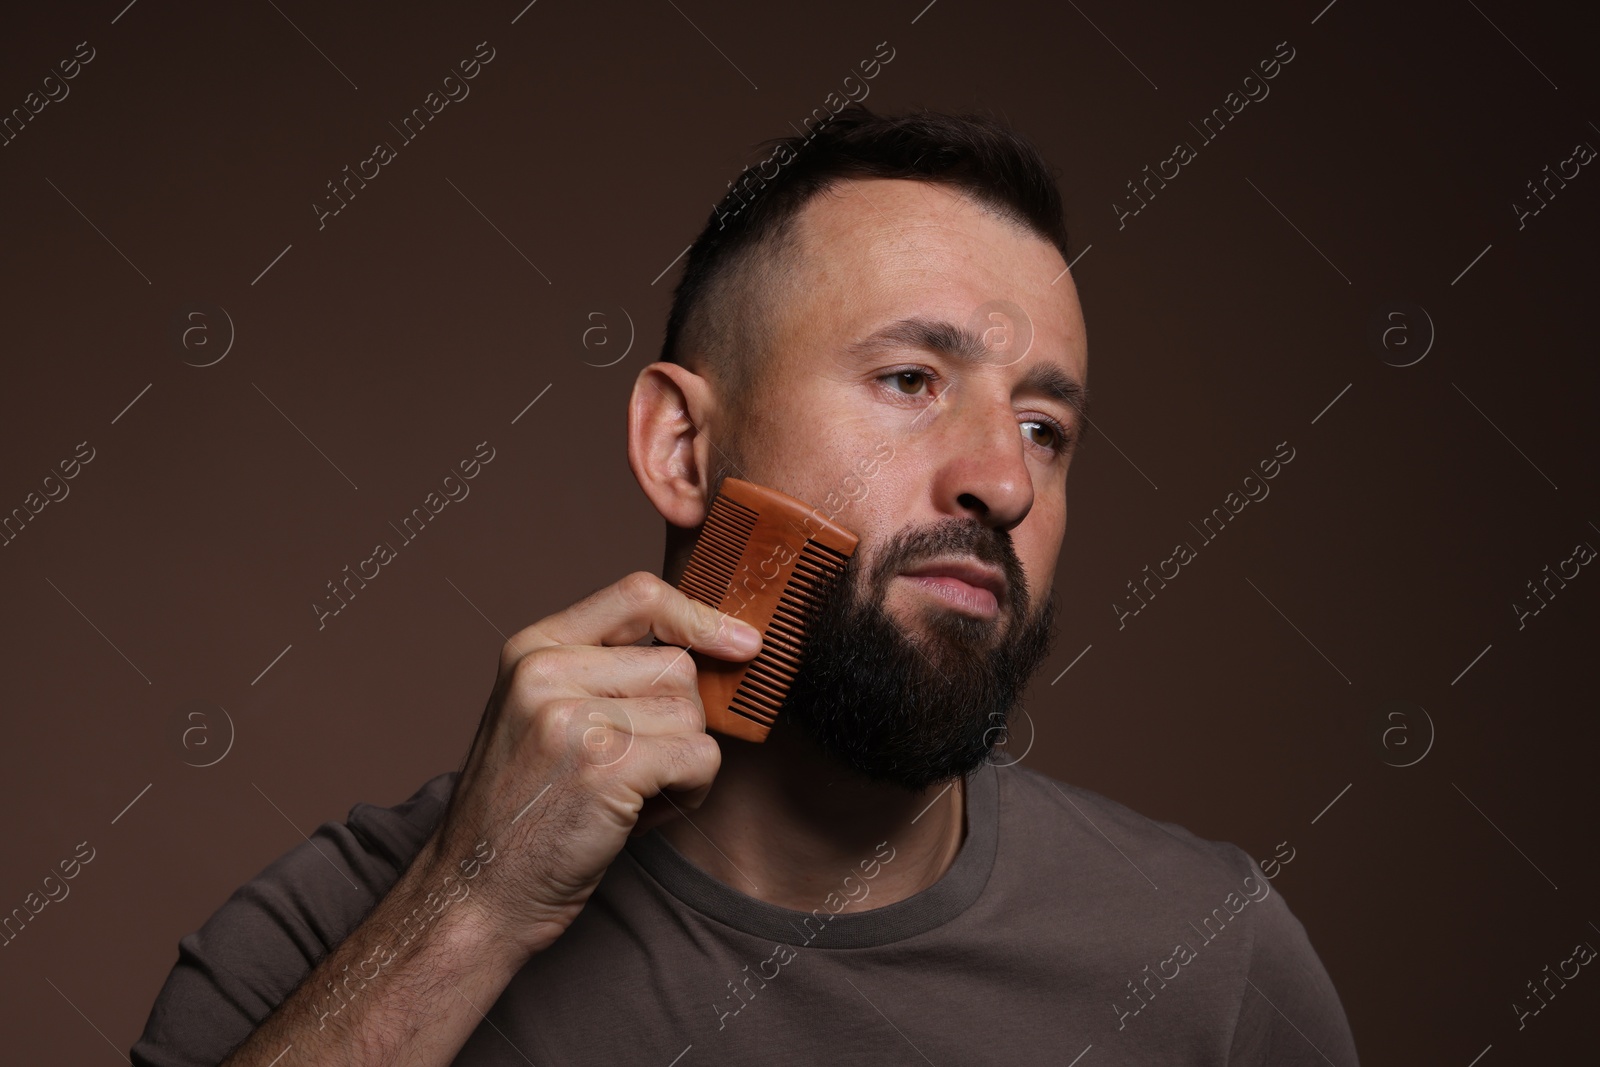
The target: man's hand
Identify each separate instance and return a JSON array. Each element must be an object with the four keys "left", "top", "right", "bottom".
[
  {"left": 216, "top": 570, "right": 760, "bottom": 1067},
  {"left": 423, "top": 570, "right": 763, "bottom": 959}
]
